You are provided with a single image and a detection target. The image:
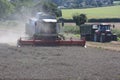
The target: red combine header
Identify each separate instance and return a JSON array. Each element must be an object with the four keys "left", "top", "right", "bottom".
[{"left": 17, "top": 37, "right": 86, "bottom": 47}]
